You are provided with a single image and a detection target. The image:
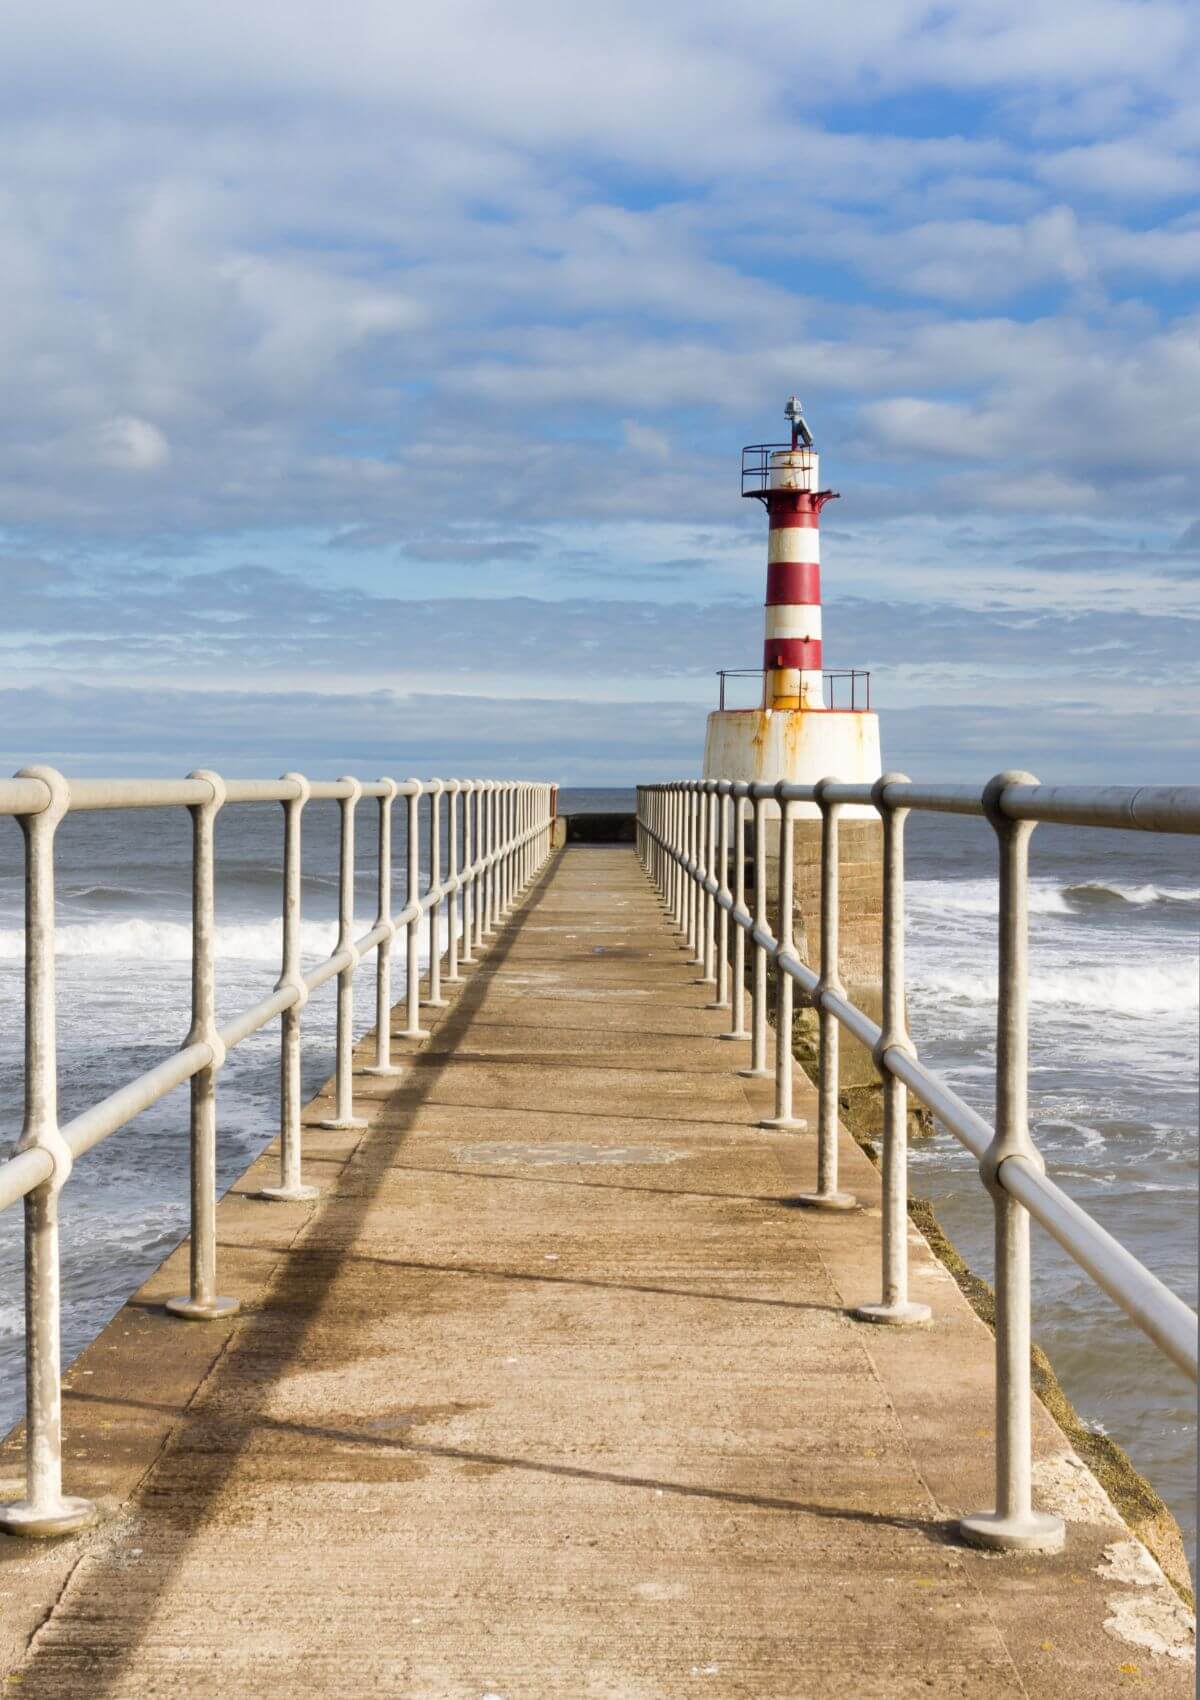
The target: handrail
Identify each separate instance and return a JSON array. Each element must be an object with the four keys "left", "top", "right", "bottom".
[
  {"left": 636, "top": 774, "right": 1198, "bottom": 1560},
  {"left": 0, "top": 770, "right": 556, "bottom": 1538}
]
